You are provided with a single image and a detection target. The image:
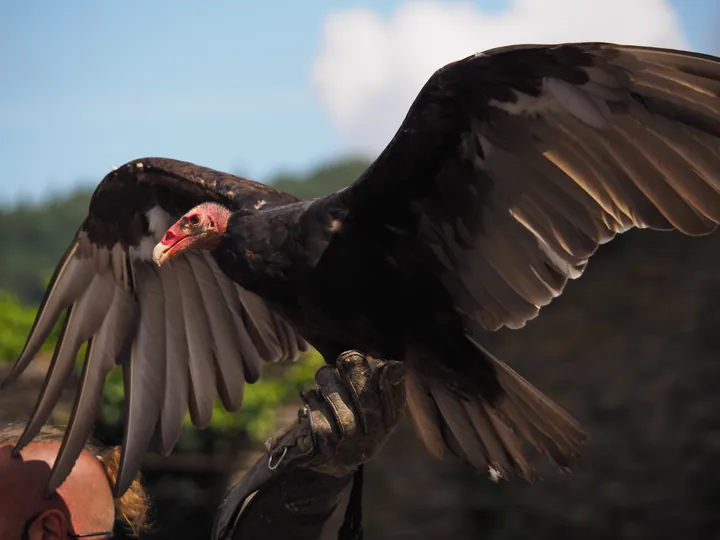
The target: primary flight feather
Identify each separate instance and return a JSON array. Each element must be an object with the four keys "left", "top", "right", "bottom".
[{"left": 4, "top": 41, "right": 720, "bottom": 496}]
